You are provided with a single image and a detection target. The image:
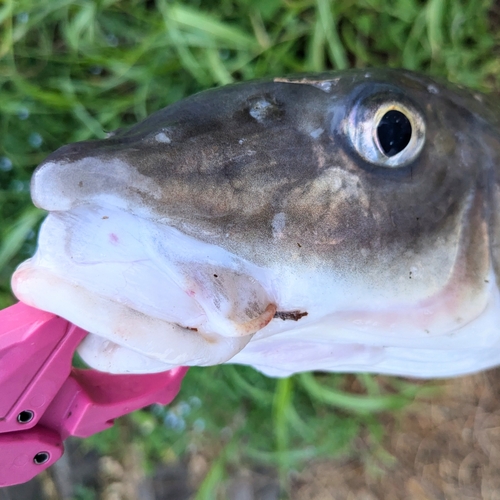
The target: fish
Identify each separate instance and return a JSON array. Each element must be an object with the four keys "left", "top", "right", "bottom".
[{"left": 11, "top": 69, "right": 500, "bottom": 378}]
